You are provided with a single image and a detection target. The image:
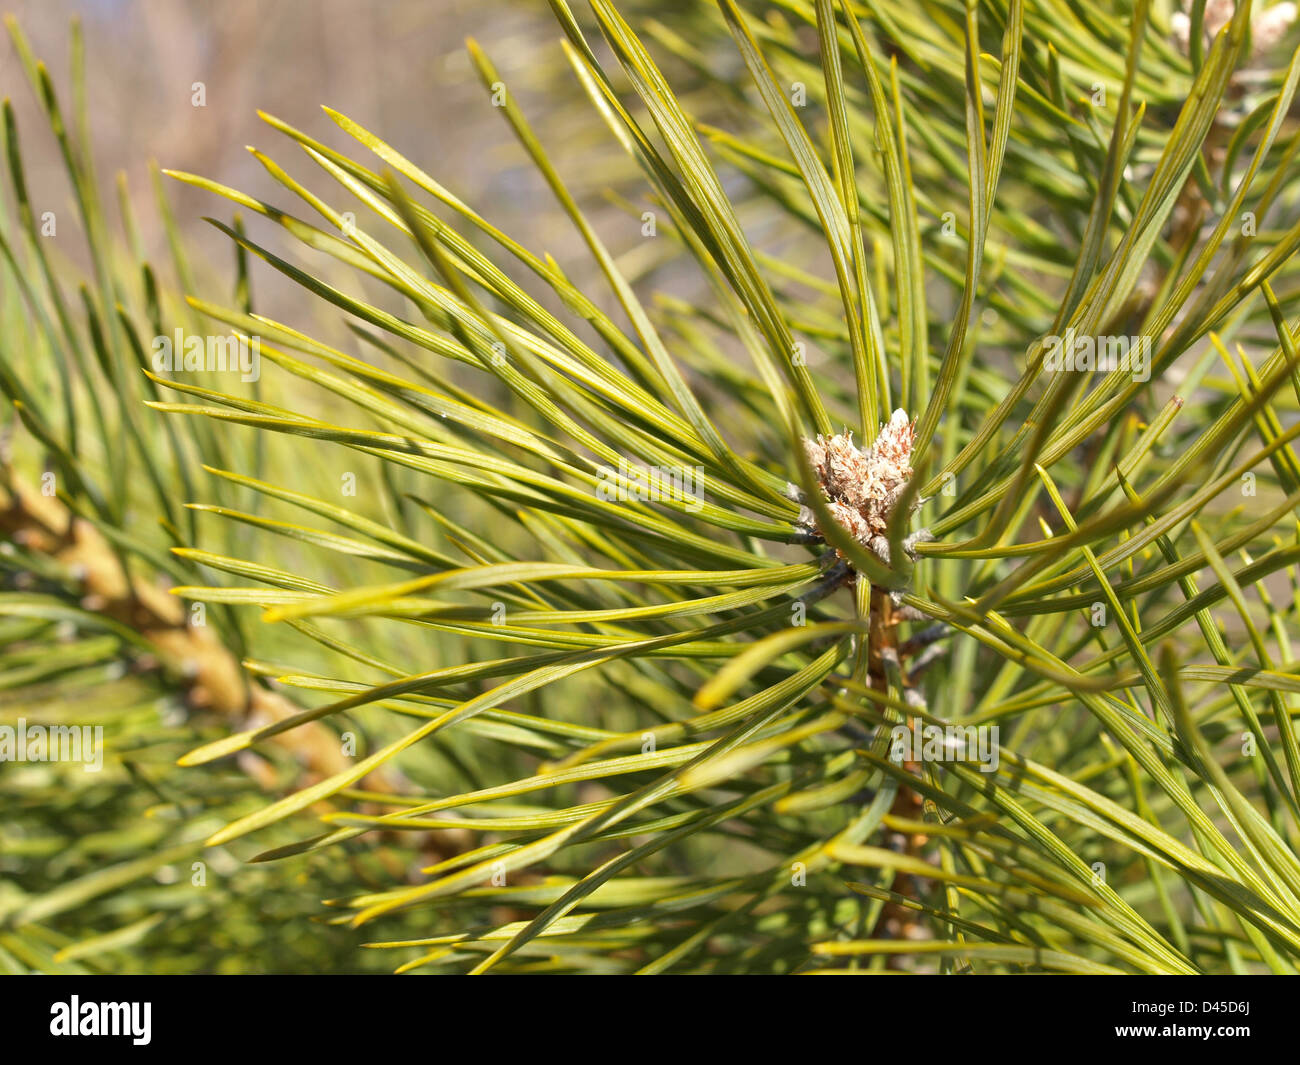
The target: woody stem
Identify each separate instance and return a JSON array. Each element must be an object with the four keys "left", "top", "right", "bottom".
[{"left": 867, "top": 585, "right": 925, "bottom": 943}]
